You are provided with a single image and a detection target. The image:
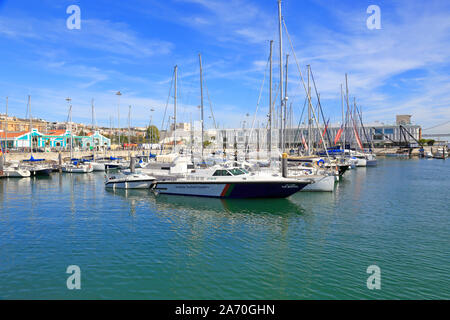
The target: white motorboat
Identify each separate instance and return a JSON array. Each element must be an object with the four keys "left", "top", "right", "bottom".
[
  {"left": 62, "top": 163, "right": 93, "bottom": 173},
  {"left": 105, "top": 172, "right": 156, "bottom": 189},
  {"left": 285, "top": 163, "right": 335, "bottom": 192},
  {"left": 153, "top": 166, "right": 312, "bottom": 198},
  {"left": 90, "top": 162, "right": 106, "bottom": 171},
  {"left": 3, "top": 166, "right": 31, "bottom": 178},
  {"left": 365, "top": 153, "right": 377, "bottom": 166}
]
